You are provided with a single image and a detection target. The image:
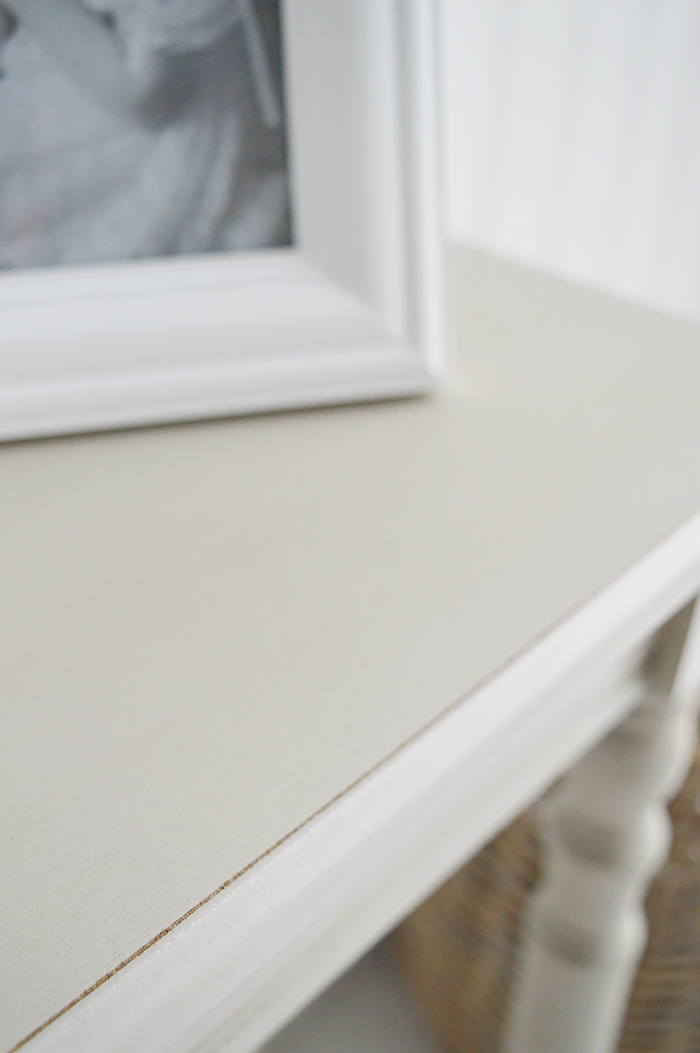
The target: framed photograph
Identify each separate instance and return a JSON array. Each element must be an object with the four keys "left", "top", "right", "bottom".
[{"left": 0, "top": 0, "right": 444, "bottom": 441}]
